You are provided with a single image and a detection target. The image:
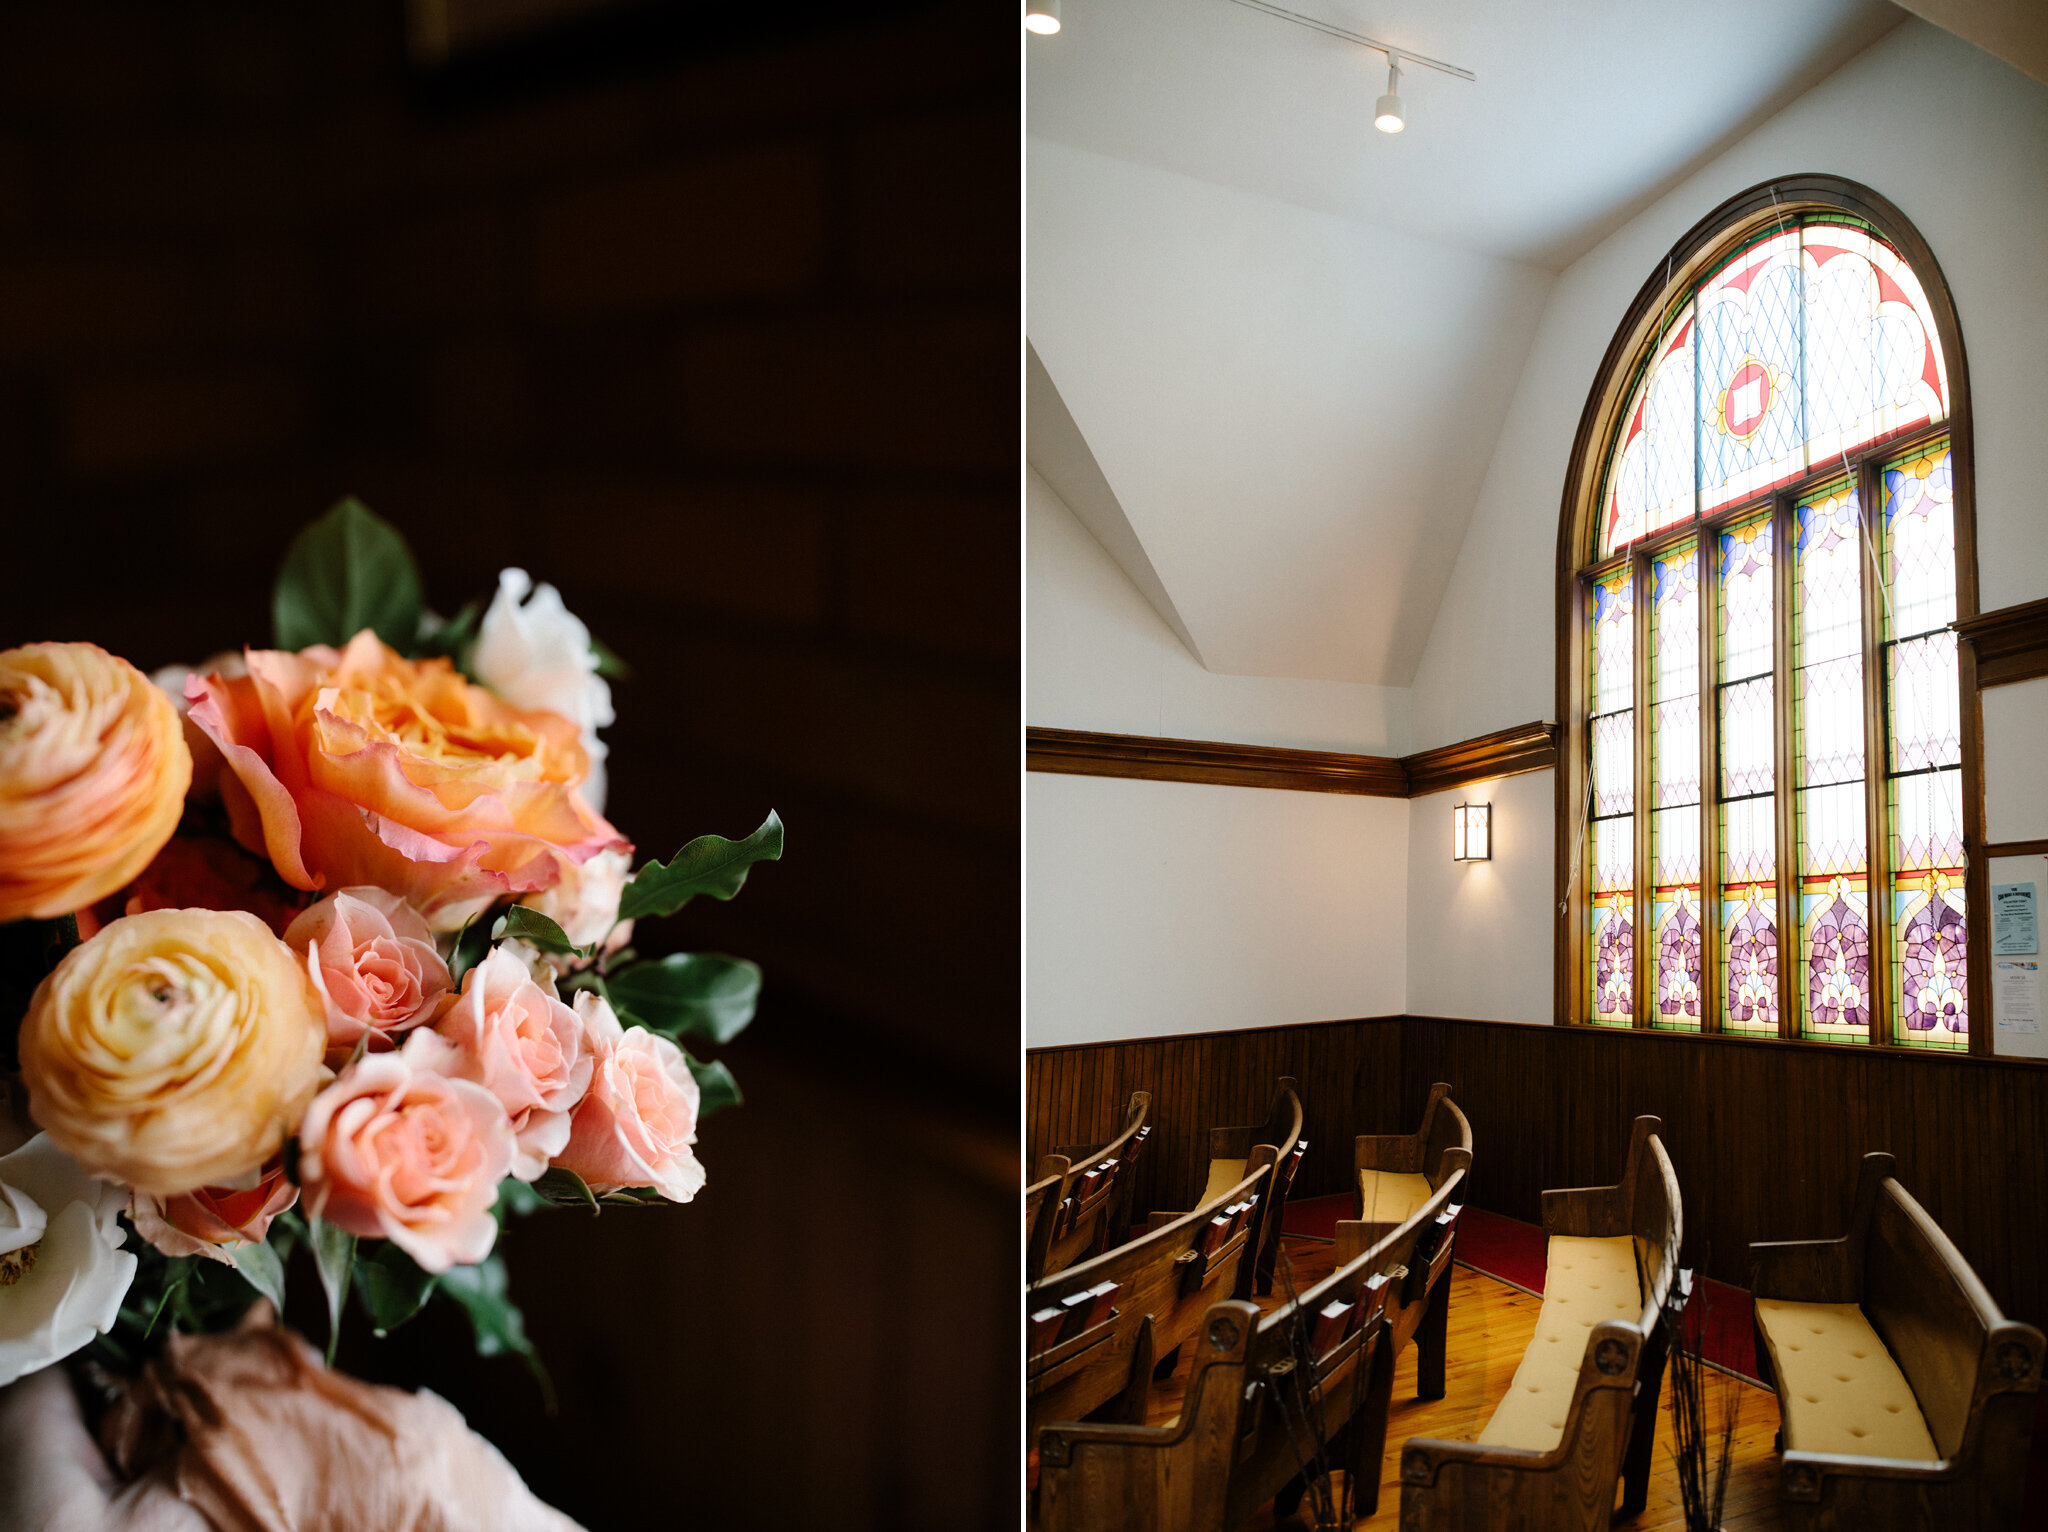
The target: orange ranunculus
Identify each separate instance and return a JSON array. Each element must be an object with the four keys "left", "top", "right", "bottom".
[
  {"left": 186, "top": 631, "right": 625, "bottom": 931},
  {"left": 0, "top": 643, "right": 192, "bottom": 922}
]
